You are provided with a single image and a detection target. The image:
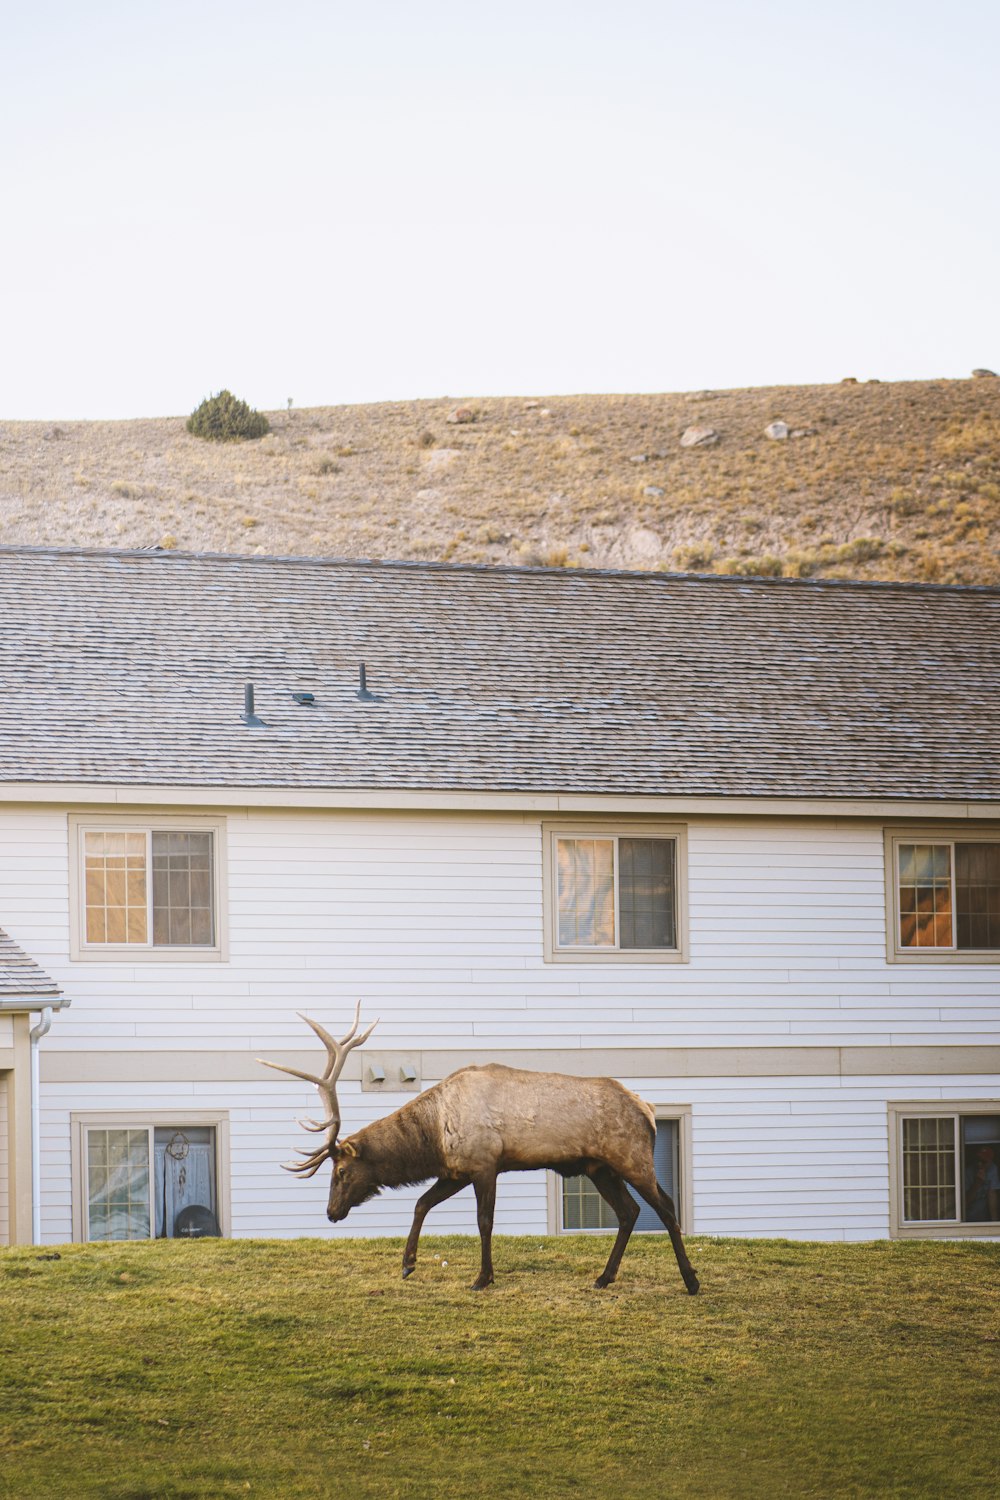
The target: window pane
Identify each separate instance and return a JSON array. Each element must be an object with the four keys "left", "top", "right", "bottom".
[
  {"left": 898, "top": 844, "right": 953, "bottom": 949},
  {"left": 562, "top": 1122, "right": 679, "bottom": 1231},
  {"left": 961, "top": 1117, "right": 1000, "bottom": 1223},
  {"left": 556, "top": 839, "right": 614, "bottom": 947},
  {"left": 562, "top": 1172, "right": 618, "bottom": 1230},
  {"left": 619, "top": 839, "right": 676, "bottom": 949},
  {"left": 87, "top": 1129, "right": 151, "bottom": 1240},
  {"left": 901, "top": 1117, "right": 956, "bottom": 1221},
  {"left": 955, "top": 843, "right": 1000, "bottom": 951},
  {"left": 84, "top": 831, "right": 147, "bottom": 945},
  {"left": 152, "top": 832, "right": 215, "bottom": 946},
  {"left": 153, "top": 1127, "right": 219, "bottom": 1238},
  {"left": 634, "top": 1122, "right": 679, "bottom": 1231}
]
